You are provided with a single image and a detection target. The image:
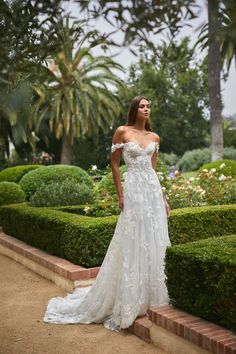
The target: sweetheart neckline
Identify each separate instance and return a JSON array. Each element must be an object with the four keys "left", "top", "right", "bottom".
[{"left": 123, "top": 141, "right": 159, "bottom": 151}]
